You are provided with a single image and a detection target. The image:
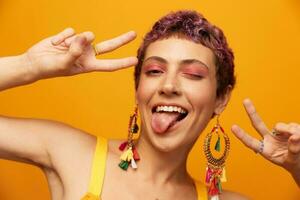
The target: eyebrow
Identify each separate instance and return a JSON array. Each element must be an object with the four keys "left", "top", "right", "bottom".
[{"left": 144, "top": 56, "right": 209, "bottom": 69}]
